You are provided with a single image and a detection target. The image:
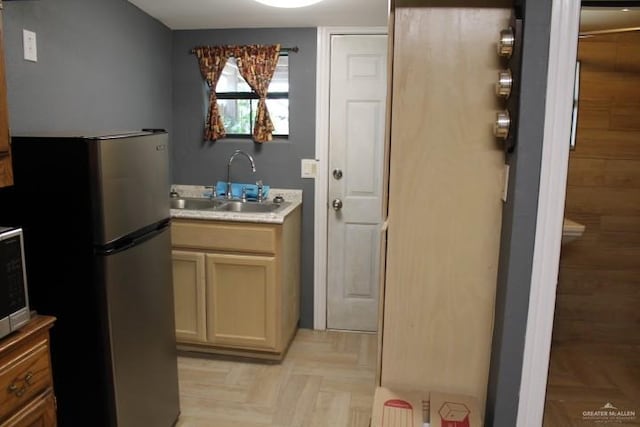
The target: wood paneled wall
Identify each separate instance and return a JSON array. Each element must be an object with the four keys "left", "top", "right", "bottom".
[{"left": 553, "top": 32, "right": 640, "bottom": 344}]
